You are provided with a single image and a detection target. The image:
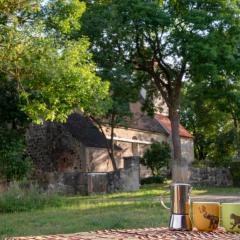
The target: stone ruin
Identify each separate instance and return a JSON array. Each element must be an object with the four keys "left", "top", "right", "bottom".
[
  {"left": 189, "top": 167, "right": 233, "bottom": 186},
  {"left": 37, "top": 157, "right": 140, "bottom": 195}
]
